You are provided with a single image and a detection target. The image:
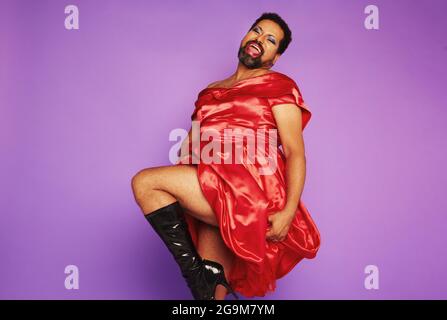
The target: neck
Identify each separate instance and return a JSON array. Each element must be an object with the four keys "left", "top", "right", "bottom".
[{"left": 232, "top": 62, "right": 271, "bottom": 81}]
